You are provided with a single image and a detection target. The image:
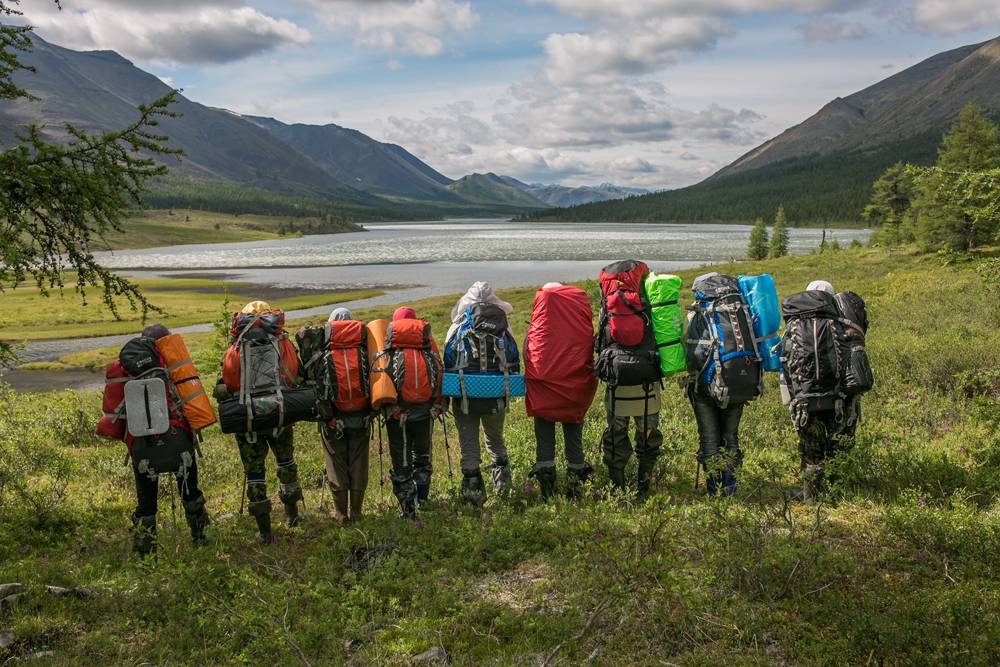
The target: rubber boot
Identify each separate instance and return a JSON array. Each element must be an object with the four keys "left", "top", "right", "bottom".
[
  {"left": 534, "top": 467, "right": 557, "bottom": 501},
  {"left": 132, "top": 514, "right": 157, "bottom": 558},
  {"left": 491, "top": 458, "right": 512, "bottom": 492},
  {"left": 183, "top": 495, "right": 211, "bottom": 546},
  {"left": 399, "top": 497, "right": 417, "bottom": 520},
  {"left": 415, "top": 483, "right": 430, "bottom": 508},
  {"left": 636, "top": 459, "right": 656, "bottom": 503},
  {"left": 349, "top": 489, "right": 365, "bottom": 522},
  {"left": 461, "top": 469, "right": 486, "bottom": 507},
  {"left": 248, "top": 499, "right": 273, "bottom": 544},
  {"left": 721, "top": 470, "right": 738, "bottom": 498},
  {"left": 331, "top": 490, "right": 349, "bottom": 526},
  {"left": 705, "top": 472, "right": 721, "bottom": 497},
  {"left": 566, "top": 463, "right": 593, "bottom": 499},
  {"left": 280, "top": 483, "right": 303, "bottom": 528},
  {"left": 607, "top": 466, "right": 626, "bottom": 492},
  {"left": 794, "top": 464, "right": 823, "bottom": 503}
]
